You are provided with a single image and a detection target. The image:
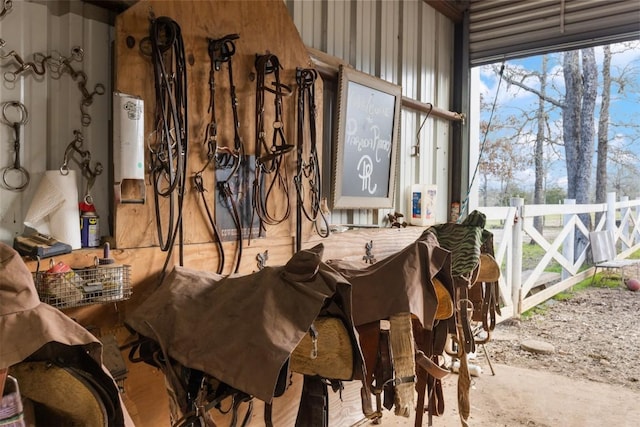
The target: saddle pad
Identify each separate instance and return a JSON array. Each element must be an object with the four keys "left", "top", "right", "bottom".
[
  {"left": 9, "top": 362, "right": 107, "bottom": 427},
  {"left": 290, "top": 317, "right": 354, "bottom": 380}
]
